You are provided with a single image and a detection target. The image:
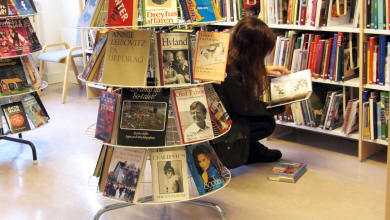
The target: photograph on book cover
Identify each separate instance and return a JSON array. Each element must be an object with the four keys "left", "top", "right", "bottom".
[
  {"left": 0, "top": 18, "right": 32, "bottom": 57},
  {"left": 197, "top": 42, "right": 226, "bottom": 66},
  {"left": 157, "top": 160, "right": 185, "bottom": 194},
  {"left": 161, "top": 49, "right": 191, "bottom": 85}
]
